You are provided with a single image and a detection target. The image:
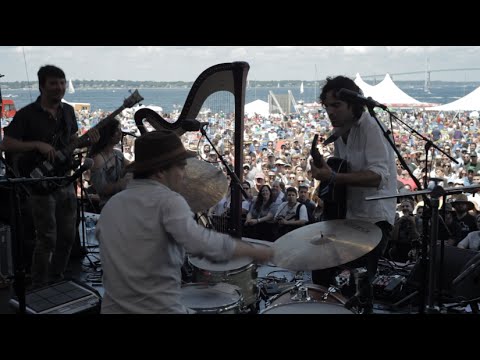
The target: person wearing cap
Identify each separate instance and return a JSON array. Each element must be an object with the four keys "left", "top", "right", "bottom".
[
  {"left": 468, "top": 152, "right": 480, "bottom": 174},
  {"left": 96, "top": 130, "right": 273, "bottom": 314},
  {"left": 389, "top": 199, "right": 419, "bottom": 262},
  {"left": 437, "top": 203, "right": 462, "bottom": 247},
  {"left": 252, "top": 171, "right": 266, "bottom": 196},
  {"left": 457, "top": 213, "right": 480, "bottom": 250},
  {"left": 450, "top": 194, "right": 478, "bottom": 246},
  {"left": 310, "top": 76, "right": 397, "bottom": 303}
]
